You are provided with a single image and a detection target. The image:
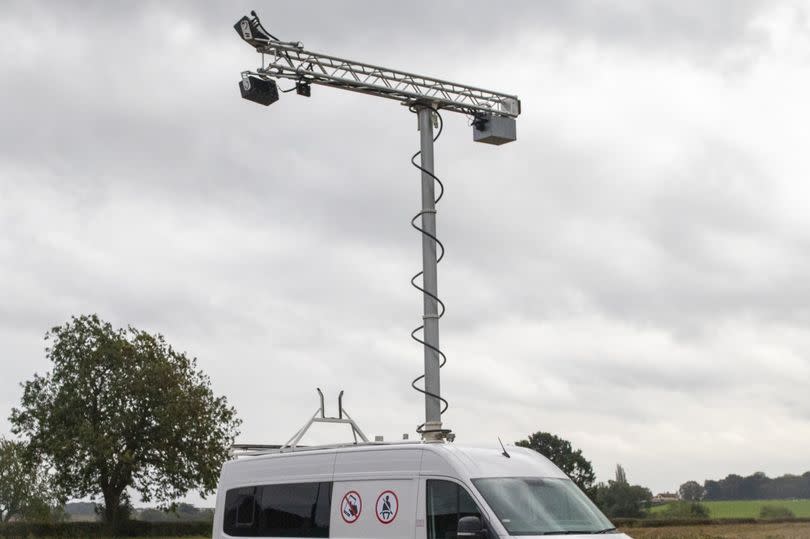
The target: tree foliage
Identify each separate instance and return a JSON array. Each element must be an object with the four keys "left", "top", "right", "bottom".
[
  {"left": 615, "top": 464, "right": 627, "bottom": 485},
  {"left": 678, "top": 480, "right": 704, "bottom": 501},
  {"left": 703, "top": 471, "right": 810, "bottom": 500},
  {"left": 515, "top": 432, "right": 596, "bottom": 495},
  {"left": 10, "top": 315, "right": 241, "bottom": 527},
  {"left": 0, "top": 438, "right": 55, "bottom": 522},
  {"left": 592, "top": 464, "right": 652, "bottom": 518}
]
